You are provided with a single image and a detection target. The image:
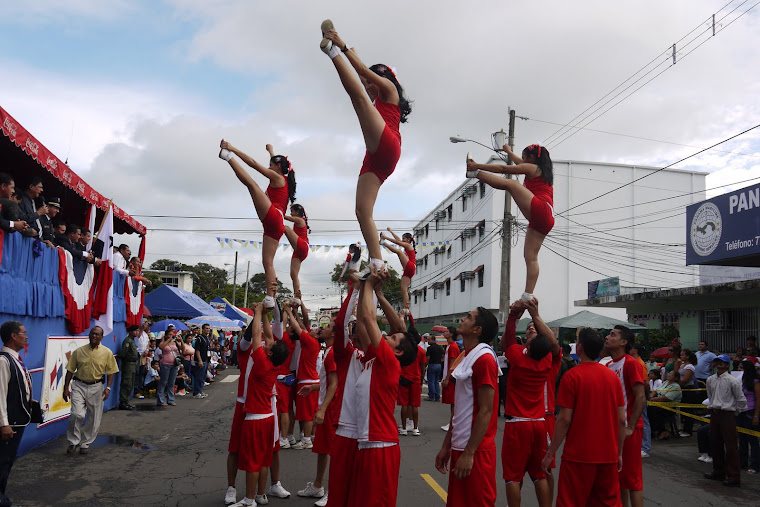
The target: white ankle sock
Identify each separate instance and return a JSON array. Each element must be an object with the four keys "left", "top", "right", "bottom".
[{"left": 219, "top": 148, "right": 232, "bottom": 161}]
